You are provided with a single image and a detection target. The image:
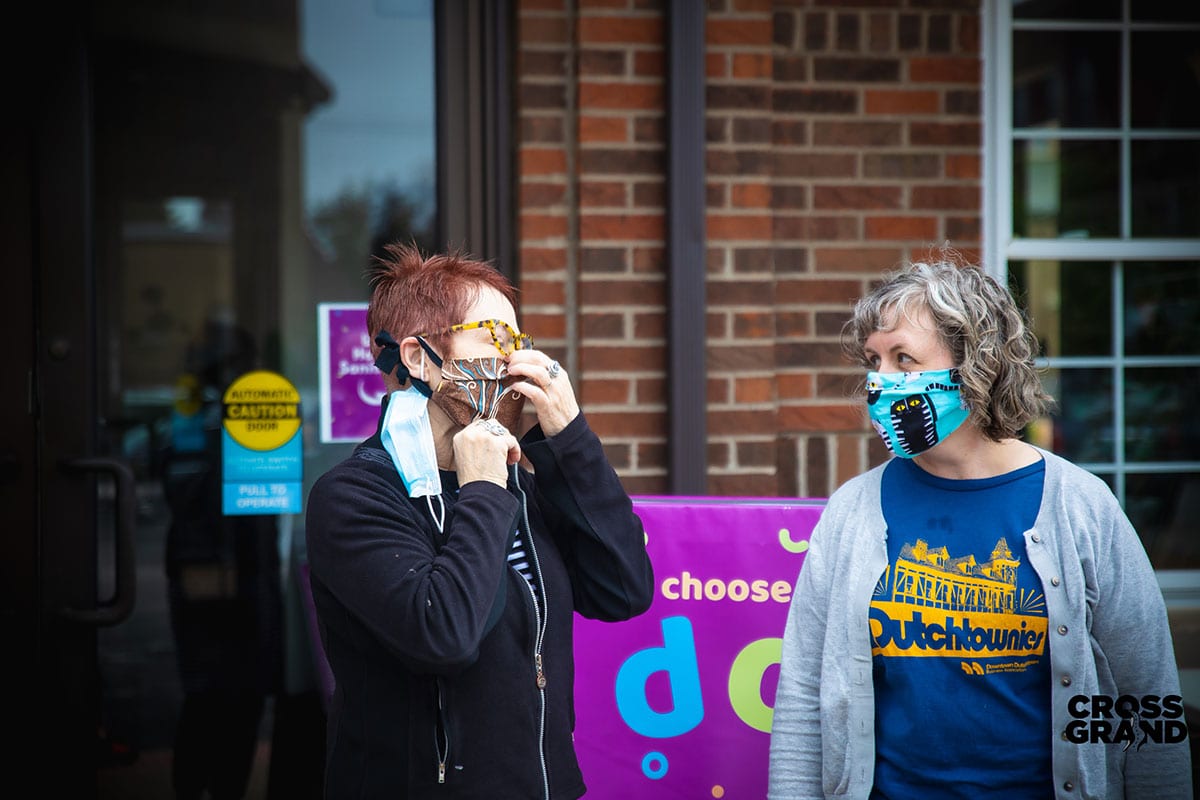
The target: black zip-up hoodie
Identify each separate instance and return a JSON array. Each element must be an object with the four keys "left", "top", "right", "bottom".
[{"left": 305, "top": 407, "right": 654, "bottom": 799}]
